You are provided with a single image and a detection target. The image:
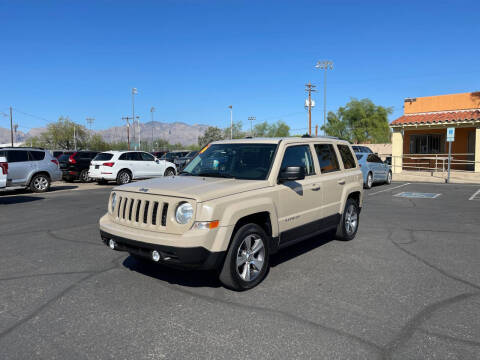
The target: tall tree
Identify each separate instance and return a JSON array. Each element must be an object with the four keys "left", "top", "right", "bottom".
[
  {"left": 30, "top": 117, "right": 88, "bottom": 149},
  {"left": 198, "top": 126, "right": 224, "bottom": 148},
  {"left": 322, "top": 98, "right": 392, "bottom": 143},
  {"left": 253, "top": 120, "right": 290, "bottom": 137}
]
